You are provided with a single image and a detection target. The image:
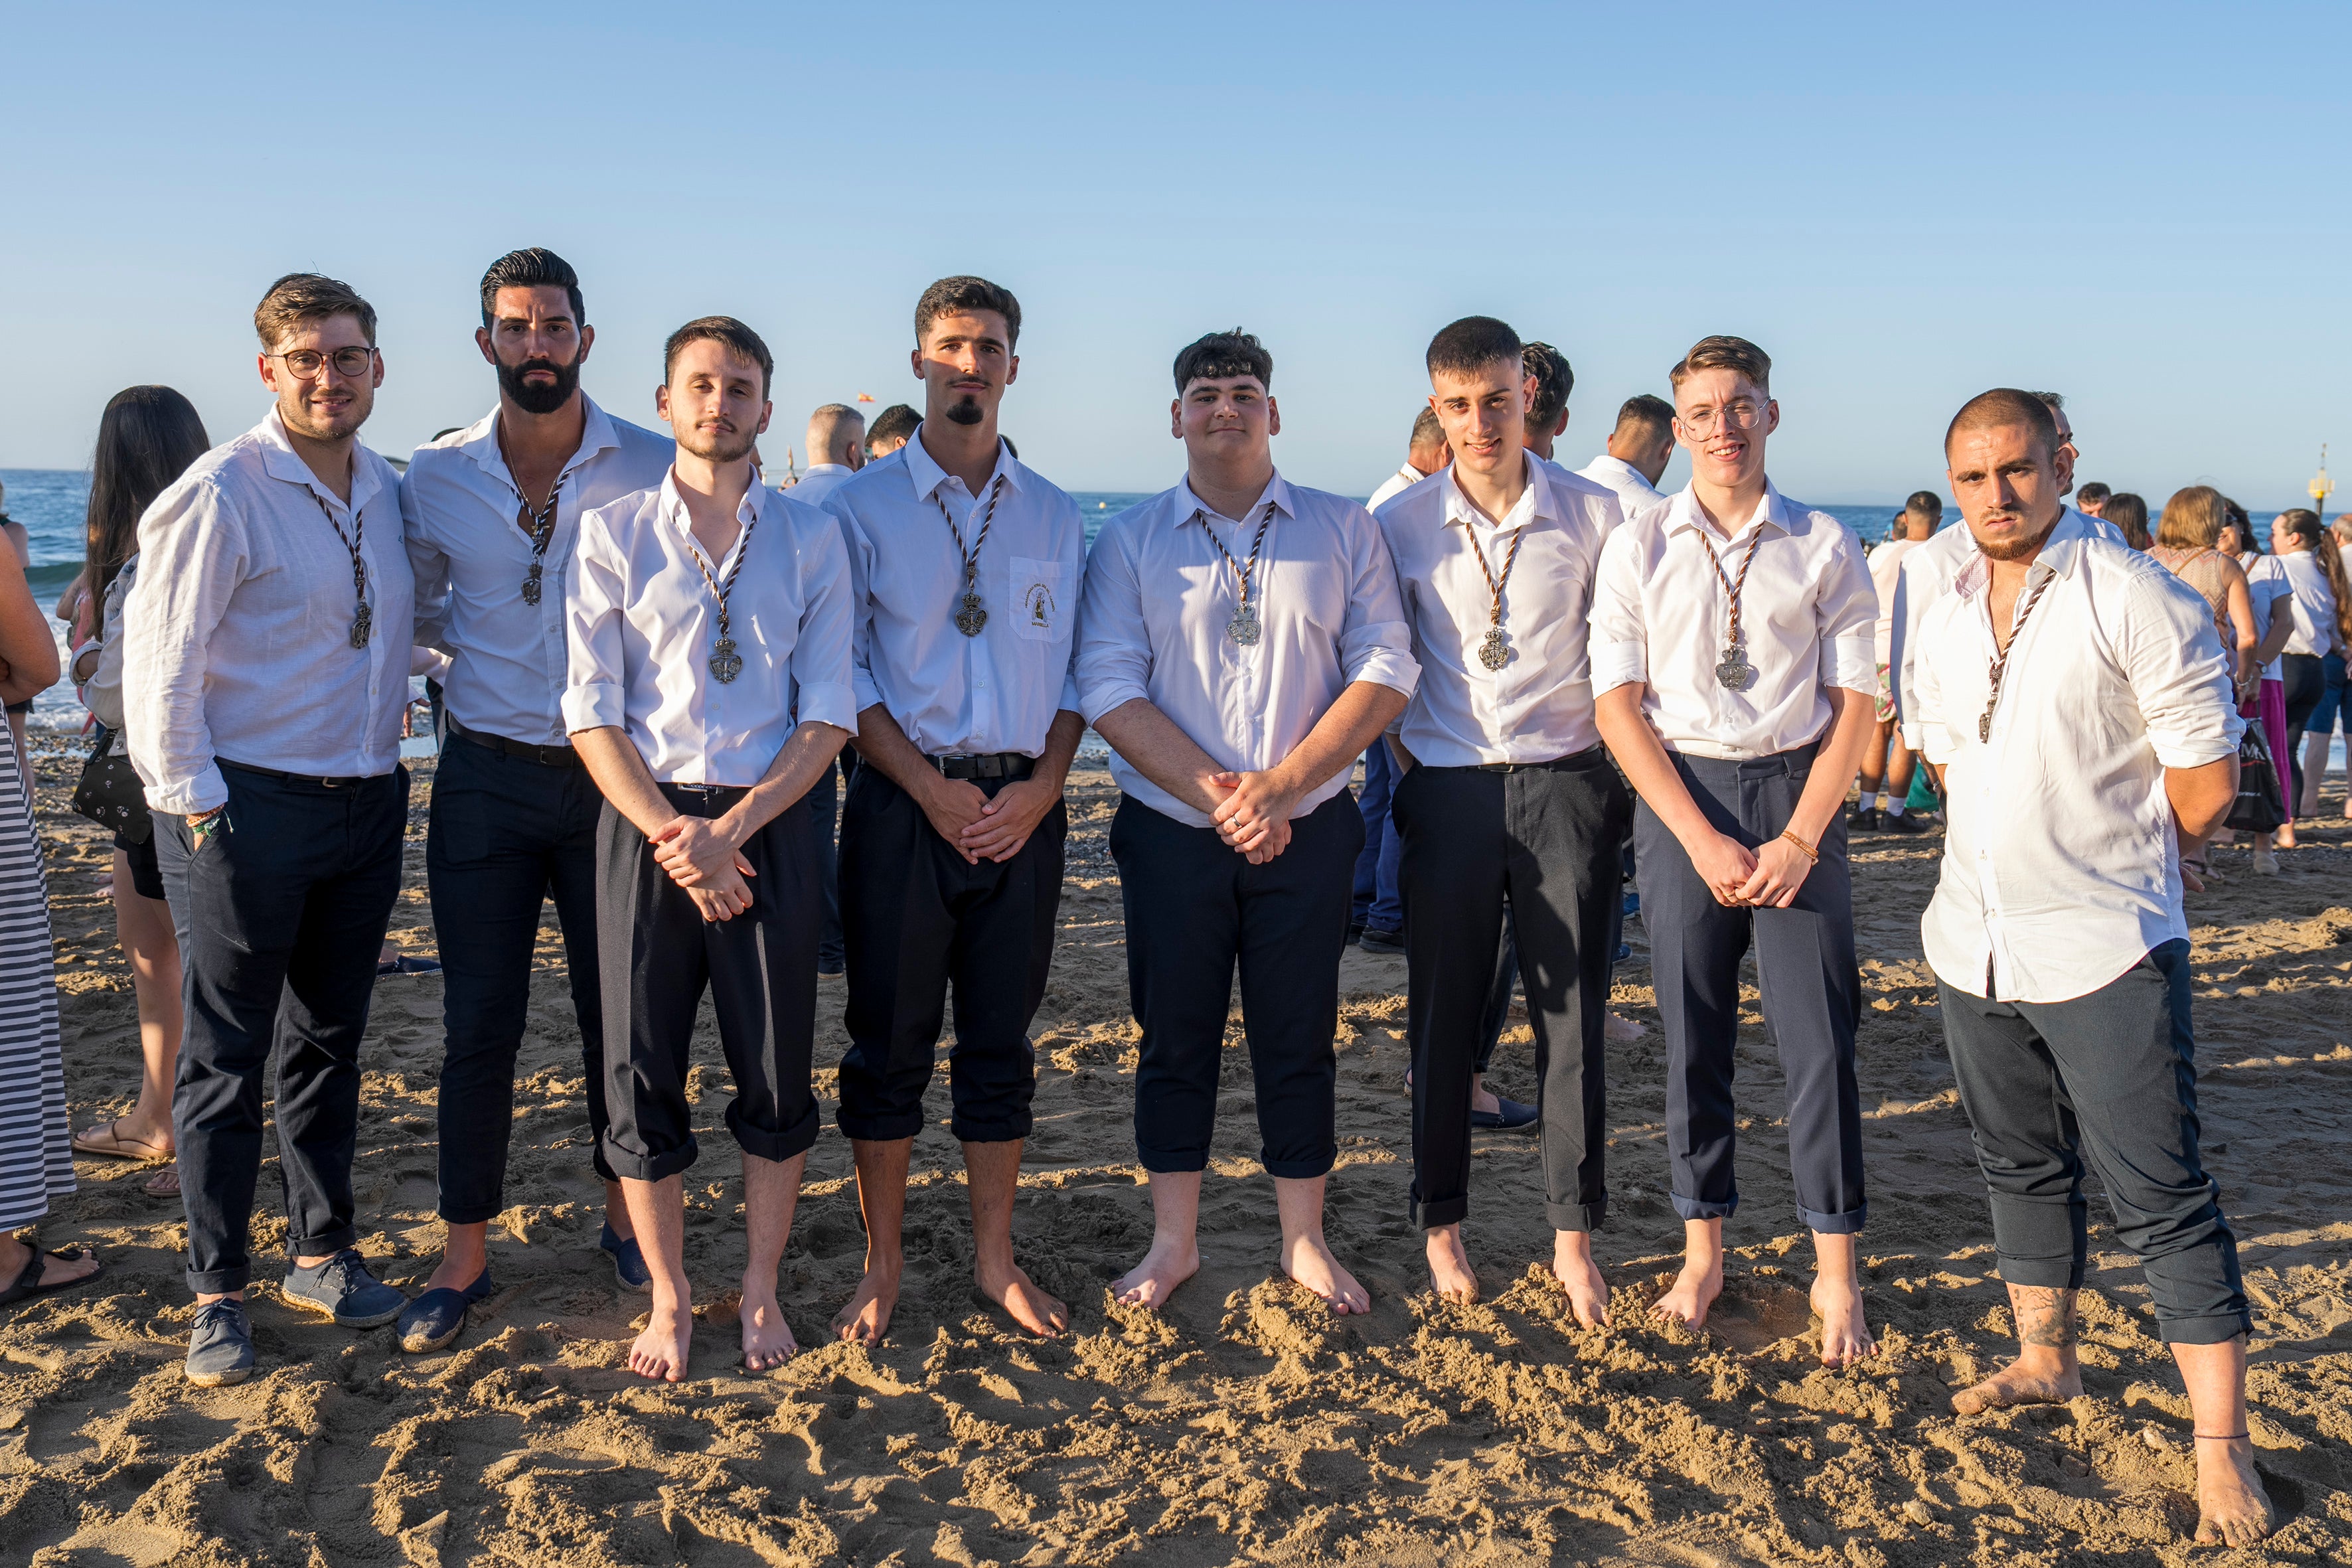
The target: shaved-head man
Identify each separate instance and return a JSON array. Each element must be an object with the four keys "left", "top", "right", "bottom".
[{"left": 792, "top": 403, "right": 866, "bottom": 511}]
